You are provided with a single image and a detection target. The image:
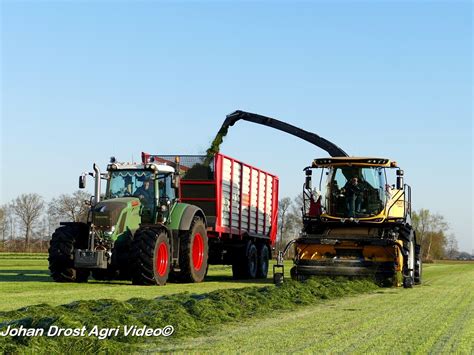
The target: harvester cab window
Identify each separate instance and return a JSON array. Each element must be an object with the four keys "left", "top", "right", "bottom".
[{"left": 325, "top": 167, "right": 387, "bottom": 218}]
